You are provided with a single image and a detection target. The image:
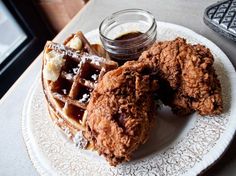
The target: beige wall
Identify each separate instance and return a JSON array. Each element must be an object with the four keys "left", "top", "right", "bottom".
[{"left": 34, "top": 0, "right": 87, "bottom": 32}]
